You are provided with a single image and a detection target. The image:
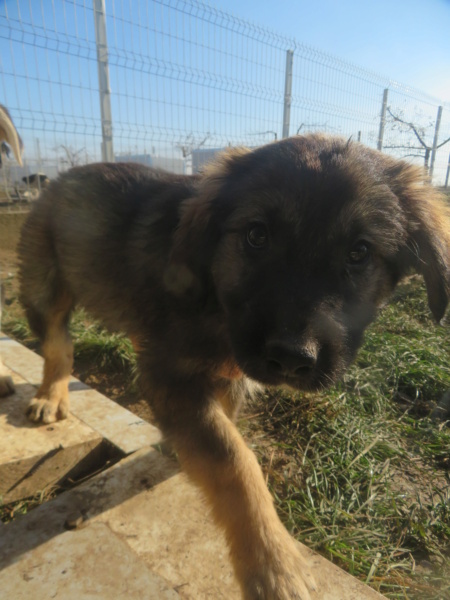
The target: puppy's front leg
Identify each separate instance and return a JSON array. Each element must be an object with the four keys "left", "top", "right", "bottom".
[{"left": 154, "top": 384, "right": 316, "bottom": 600}]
